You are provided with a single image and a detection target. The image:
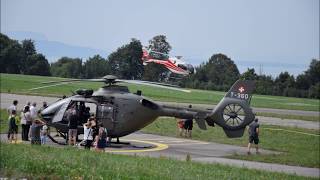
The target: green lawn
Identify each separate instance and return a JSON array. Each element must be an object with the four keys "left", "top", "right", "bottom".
[
  {"left": 0, "top": 109, "right": 9, "bottom": 134},
  {"left": 1, "top": 73, "right": 319, "bottom": 111},
  {"left": 0, "top": 143, "right": 315, "bottom": 180},
  {"left": 142, "top": 117, "right": 320, "bottom": 168}
]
